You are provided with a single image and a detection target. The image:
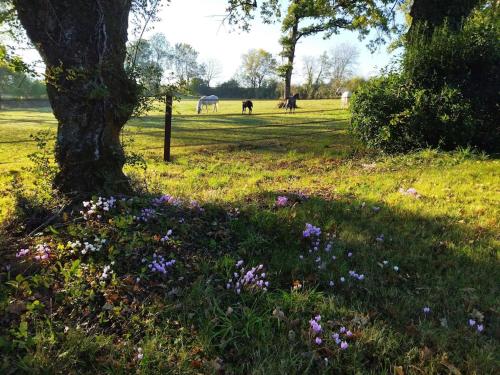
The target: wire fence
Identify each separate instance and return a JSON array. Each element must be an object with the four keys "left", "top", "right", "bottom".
[{"left": 0, "top": 107, "right": 349, "bottom": 165}]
